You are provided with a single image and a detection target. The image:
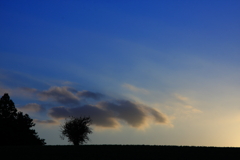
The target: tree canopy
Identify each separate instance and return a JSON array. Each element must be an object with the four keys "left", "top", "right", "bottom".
[
  {"left": 0, "top": 93, "right": 46, "bottom": 145},
  {"left": 60, "top": 116, "right": 93, "bottom": 146}
]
